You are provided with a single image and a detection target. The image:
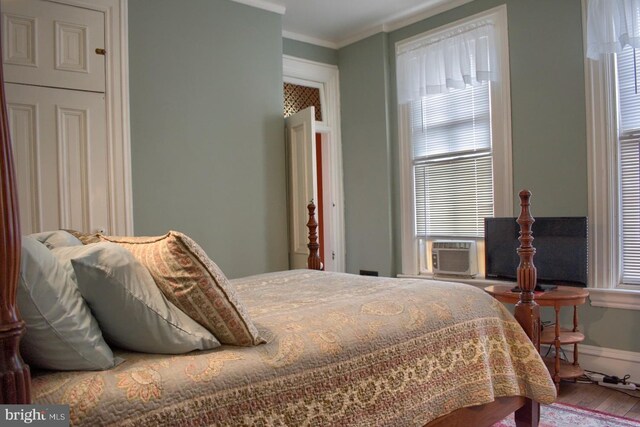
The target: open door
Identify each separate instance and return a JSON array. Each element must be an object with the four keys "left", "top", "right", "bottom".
[{"left": 285, "top": 106, "right": 318, "bottom": 269}]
